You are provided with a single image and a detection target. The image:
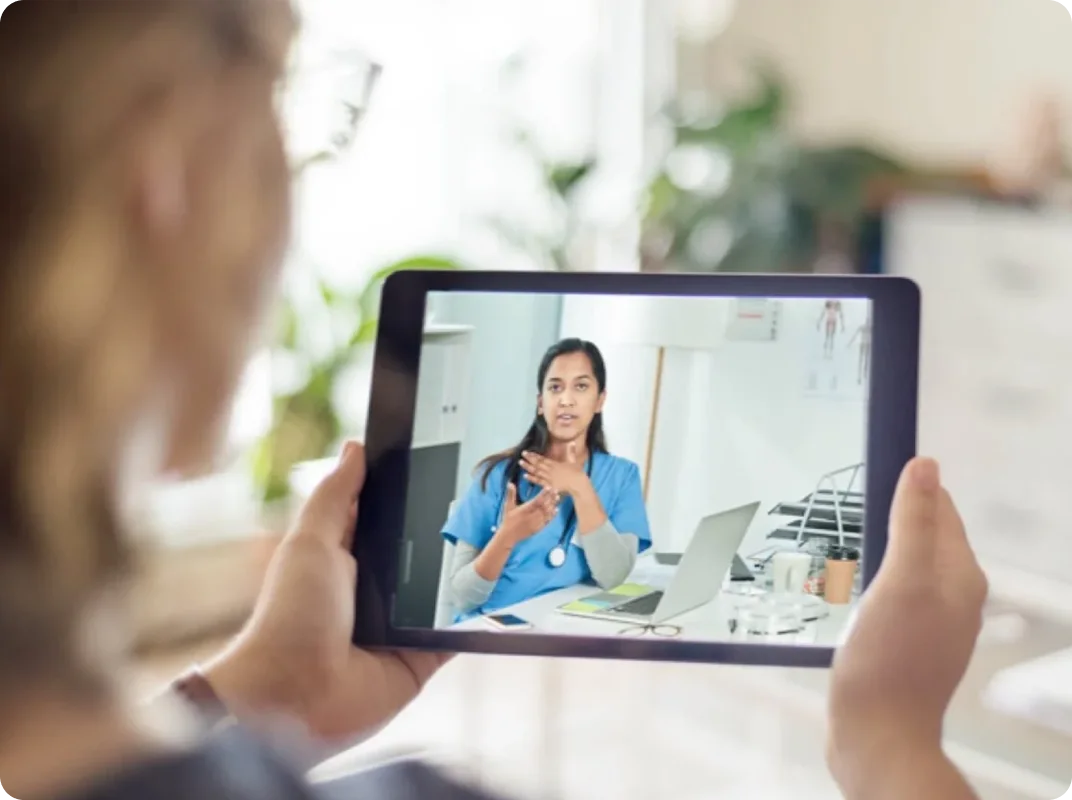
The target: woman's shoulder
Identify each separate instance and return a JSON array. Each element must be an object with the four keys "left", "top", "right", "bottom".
[{"left": 467, "top": 457, "right": 508, "bottom": 494}]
